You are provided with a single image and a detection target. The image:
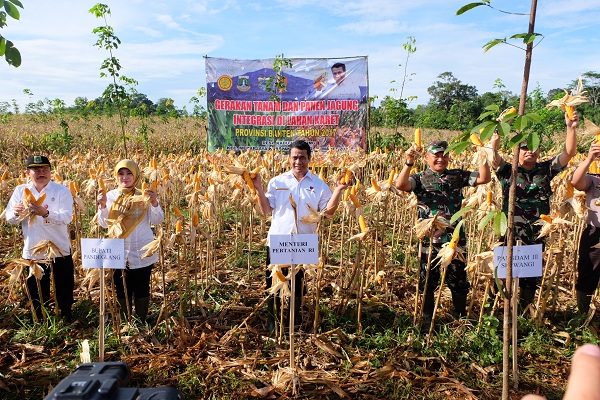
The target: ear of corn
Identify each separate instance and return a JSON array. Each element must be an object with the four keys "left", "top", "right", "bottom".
[
  {"left": 141, "top": 181, "right": 148, "bottom": 192},
  {"left": 343, "top": 188, "right": 350, "bottom": 202},
  {"left": 192, "top": 213, "right": 199, "bottom": 227},
  {"left": 470, "top": 133, "right": 483, "bottom": 146},
  {"left": 98, "top": 178, "right": 106, "bottom": 195},
  {"left": 414, "top": 128, "right": 422, "bottom": 147},
  {"left": 249, "top": 166, "right": 261, "bottom": 179},
  {"left": 349, "top": 193, "right": 361, "bottom": 208},
  {"left": 340, "top": 169, "right": 353, "bottom": 185},
  {"left": 486, "top": 190, "right": 492, "bottom": 205},
  {"left": 565, "top": 105, "right": 575, "bottom": 120},
  {"left": 69, "top": 181, "right": 77, "bottom": 196},
  {"left": 387, "top": 169, "right": 395, "bottom": 185},
  {"left": 242, "top": 170, "right": 256, "bottom": 195},
  {"left": 595, "top": 133, "right": 600, "bottom": 144},
  {"left": 275, "top": 269, "right": 287, "bottom": 282},
  {"left": 173, "top": 206, "right": 184, "bottom": 218},
  {"left": 371, "top": 177, "right": 381, "bottom": 192},
  {"left": 540, "top": 214, "right": 553, "bottom": 223},
  {"left": 175, "top": 219, "right": 183, "bottom": 233},
  {"left": 151, "top": 156, "right": 158, "bottom": 170},
  {"left": 358, "top": 215, "right": 368, "bottom": 233}
]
